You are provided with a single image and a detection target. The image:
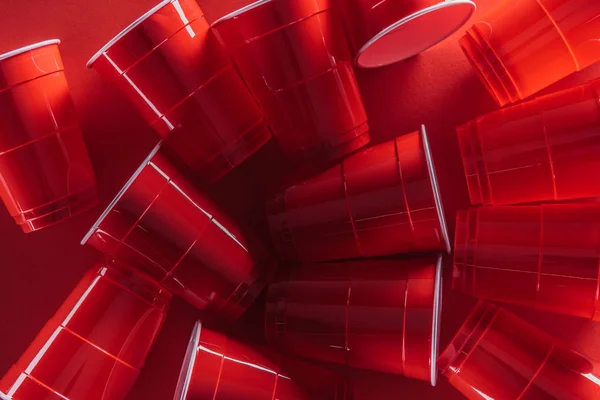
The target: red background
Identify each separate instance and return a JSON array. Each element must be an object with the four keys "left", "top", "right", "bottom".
[{"left": 1, "top": 0, "right": 600, "bottom": 399}]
